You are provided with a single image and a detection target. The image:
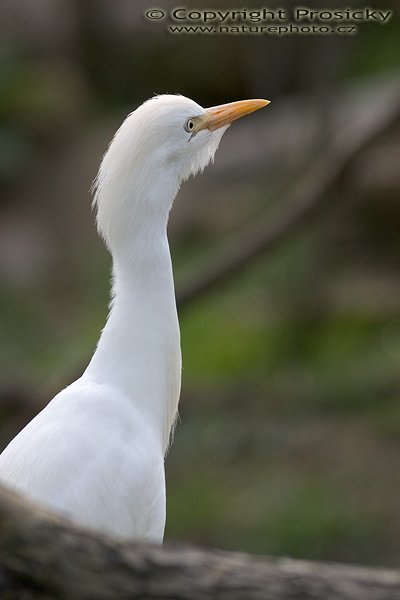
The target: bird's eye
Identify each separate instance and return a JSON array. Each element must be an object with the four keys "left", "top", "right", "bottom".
[{"left": 184, "top": 118, "right": 195, "bottom": 133}]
